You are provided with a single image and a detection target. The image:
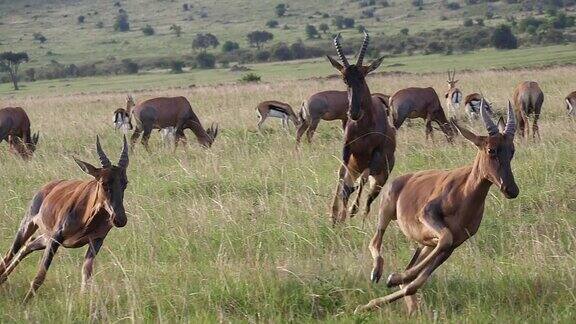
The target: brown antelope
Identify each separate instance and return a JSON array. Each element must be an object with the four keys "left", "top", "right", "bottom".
[
  {"left": 512, "top": 81, "right": 544, "bottom": 139},
  {"left": 390, "top": 87, "right": 455, "bottom": 142},
  {"left": 255, "top": 100, "right": 300, "bottom": 130},
  {"left": 464, "top": 93, "right": 493, "bottom": 120},
  {"left": 445, "top": 69, "right": 462, "bottom": 117},
  {"left": 296, "top": 91, "right": 390, "bottom": 144},
  {"left": 129, "top": 96, "right": 218, "bottom": 151},
  {"left": 327, "top": 32, "right": 396, "bottom": 224},
  {"left": 354, "top": 102, "right": 518, "bottom": 315},
  {"left": 0, "top": 107, "right": 39, "bottom": 160},
  {"left": 0, "top": 136, "right": 129, "bottom": 302},
  {"left": 565, "top": 91, "right": 575, "bottom": 116}
]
